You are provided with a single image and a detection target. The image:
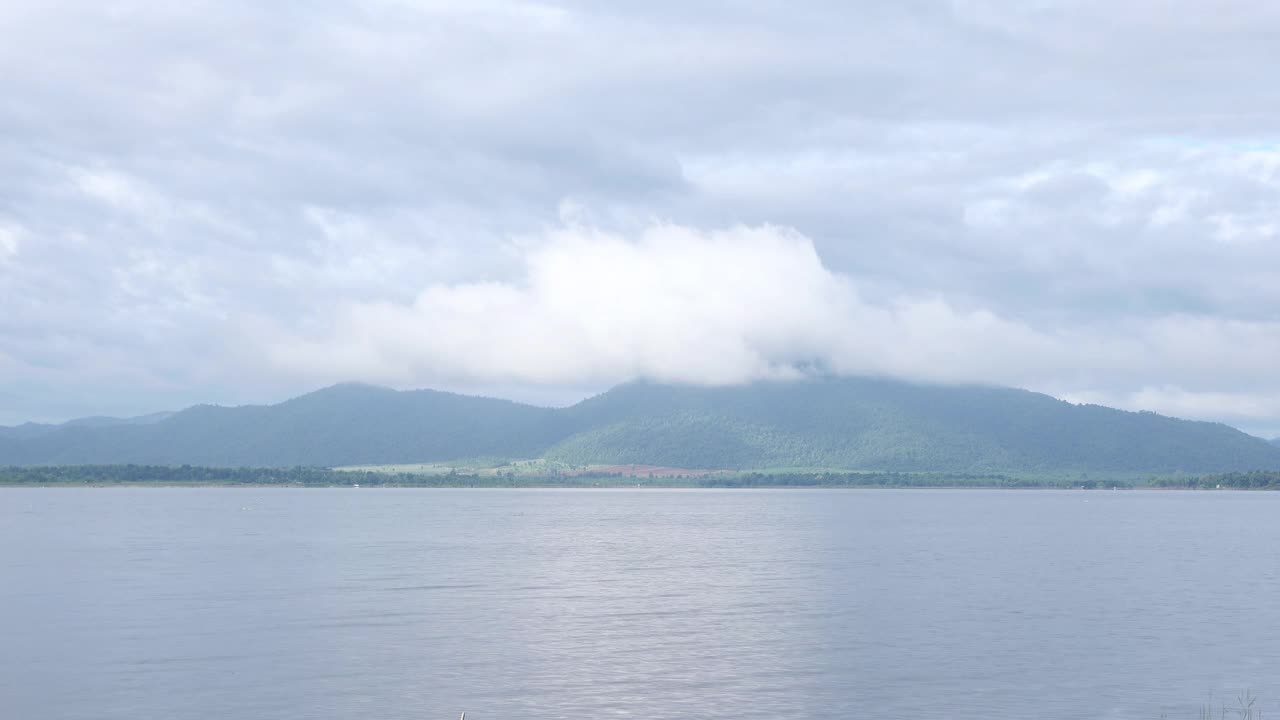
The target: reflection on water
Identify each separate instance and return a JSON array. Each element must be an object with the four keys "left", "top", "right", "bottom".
[{"left": 2, "top": 488, "right": 1278, "bottom": 719}]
